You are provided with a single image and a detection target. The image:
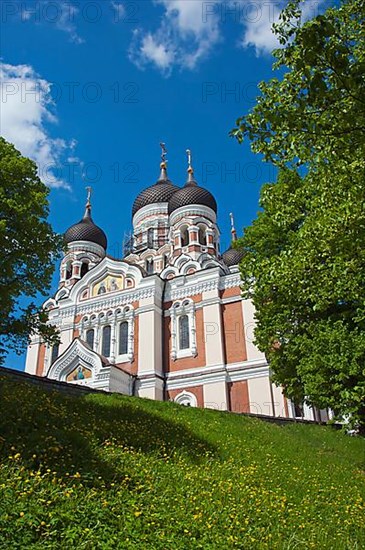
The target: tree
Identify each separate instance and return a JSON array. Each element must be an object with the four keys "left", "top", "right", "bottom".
[
  {"left": 231, "top": 0, "right": 365, "bottom": 167},
  {"left": 231, "top": 0, "right": 365, "bottom": 430},
  {"left": 0, "top": 137, "right": 63, "bottom": 364}
]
